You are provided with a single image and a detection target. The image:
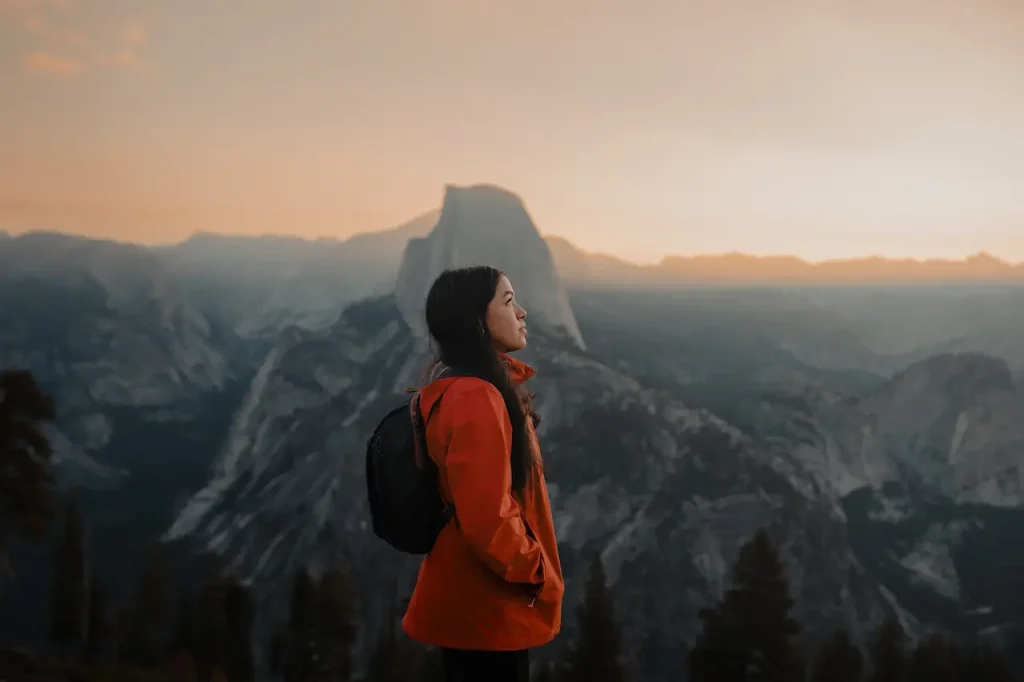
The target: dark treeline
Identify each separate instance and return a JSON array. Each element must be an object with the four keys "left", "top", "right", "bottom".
[
  {"left": 32, "top": 503, "right": 1024, "bottom": 682},
  {"left": 2, "top": 368, "right": 1021, "bottom": 681}
]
